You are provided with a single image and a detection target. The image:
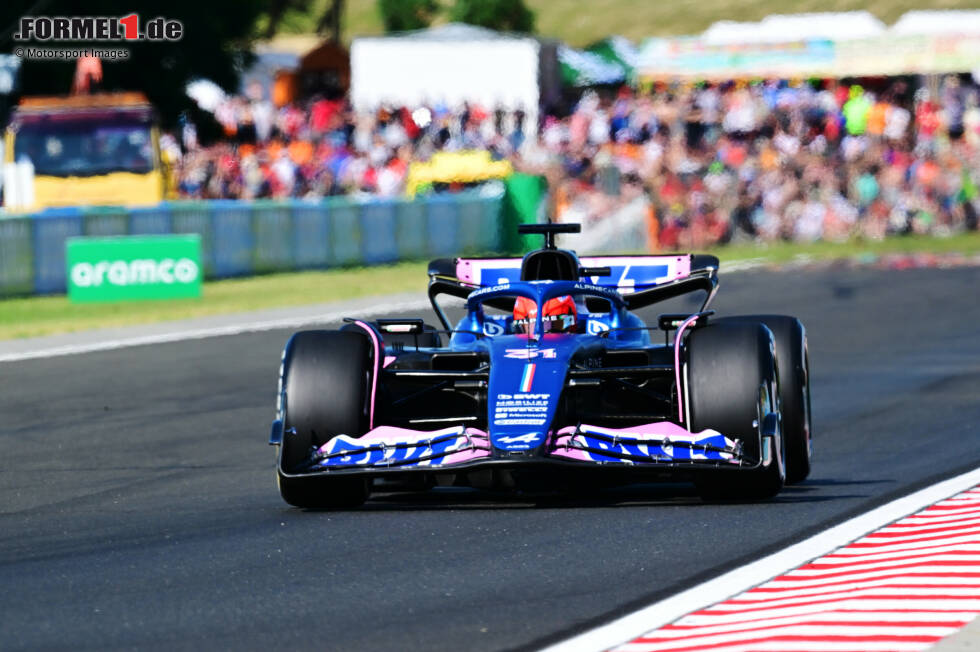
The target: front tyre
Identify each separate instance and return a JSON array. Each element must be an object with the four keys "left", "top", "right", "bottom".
[
  {"left": 276, "top": 330, "right": 372, "bottom": 508},
  {"left": 687, "top": 321, "right": 785, "bottom": 501},
  {"left": 715, "top": 315, "right": 812, "bottom": 484}
]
